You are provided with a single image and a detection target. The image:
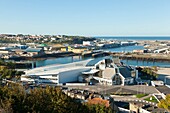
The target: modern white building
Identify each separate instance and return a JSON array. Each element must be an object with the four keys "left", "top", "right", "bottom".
[
  {"left": 21, "top": 57, "right": 138, "bottom": 86},
  {"left": 164, "top": 76, "right": 170, "bottom": 86},
  {"left": 83, "top": 41, "right": 95, "bottom": 46},
  {"left": 21, "top": 60, "right": 92, "bottom": 85}
]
